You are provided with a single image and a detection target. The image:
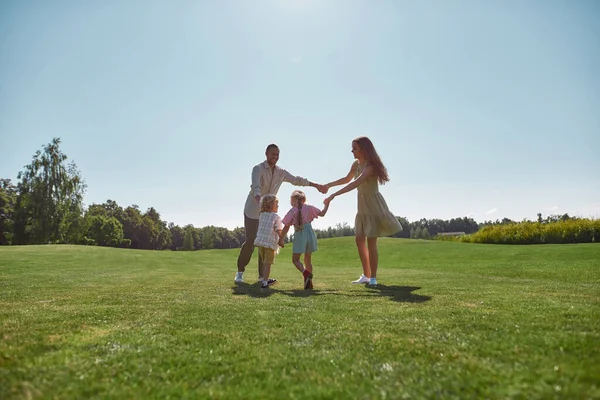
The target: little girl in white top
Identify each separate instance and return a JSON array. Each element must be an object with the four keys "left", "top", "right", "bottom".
[{"left": 253, "top": 194, "right": 283, "bottom": 289}]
